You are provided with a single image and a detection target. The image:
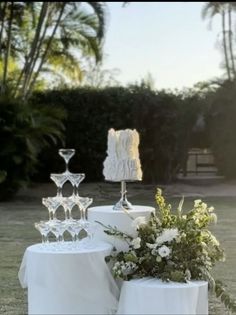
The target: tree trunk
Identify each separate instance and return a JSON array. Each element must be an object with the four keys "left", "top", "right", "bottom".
[
  {"left": 2, "top": 2, "right": 14, "bottom": 94},
  {"left": 25, "top": 3, "right": 66, "bottom": 100},
  {"left": 0, "top": 2, "right": 7, "bottom": 59},
  {"left": 16, "top": 2, "right": 49, "bottom": 98},
  {"left": 24, "top": 7, "right": 52, "bottom": 96},
  {"left": 222, "top": 10, "right": 231, "bottom": 81},
  {"left": 228, "top": 6, "right": 236, "bottom": 78}
]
